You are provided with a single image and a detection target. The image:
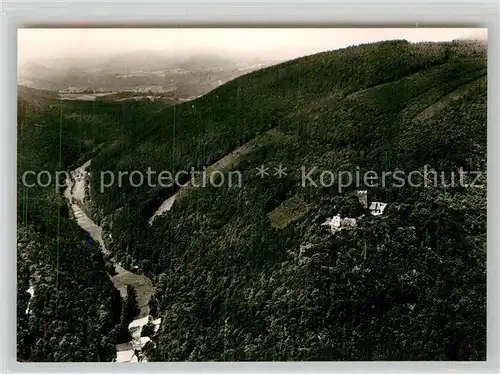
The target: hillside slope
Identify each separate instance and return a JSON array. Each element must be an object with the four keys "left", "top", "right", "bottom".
[
  {"left": 90, "top": 40, "right": 486, "bottom": 222},
  {"left": 18, "top": 39, "right": 487, "bottom": 361},
  {"left": 84, "top": 40, "right": 488, "bottom": 361},
  {"left": 17, "top": 88, "right": 153, "bottom": 361}
]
